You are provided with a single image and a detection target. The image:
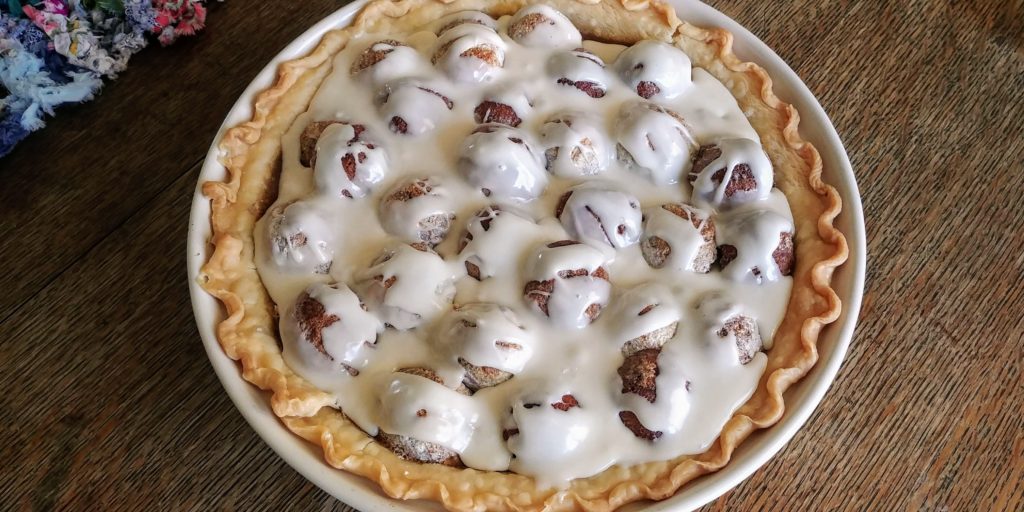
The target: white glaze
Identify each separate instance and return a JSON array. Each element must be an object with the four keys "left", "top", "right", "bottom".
[
  {"left": 459, "top": 205, "right": 542, "bottom": 280},
  {"left": 537, "top": 110, "right": 612, "bottom": 177},
  {"left": 613, "top": 39, "right": 692, "bottom": 99},
  {"left": 252, "top": 4, "right": 796, "bottom": 489},
  {"left": 356, "top": 243, "right": 458, "bottom": 330},
  {"left": 377, "top": 78, "right": 456, "bottom": 135},
  {"left": 432, "top": 22, "right": 507, "bottom": 83},
  {"left": 259, "top": 200, "right": 334, "bottom": 275},
  {"left": 546, "top": 48, "right": 609, "bottom": 97},
  {"left": 281, "top": 282, "right": 383, "bottom": 387},
  {"left": 525, "top": 241, "right": 612, "bottom": 329},
  {"left": 351, "top": 39, "right": 431, "bottom": 86},
  {"left": 433, "top": 10, "right": 498, "bottom": 35},
  {"left": 378, "top": 176, "right": 455, "bottom": 243},
  {"left": 476, "top": 81, "right": 534, "bottom": 122},
  {"left": 558, "top": 183, "right": 643, "bottom": 248},
  {"left": 691, "top": 137, "right": 774, "bottom": 210},
  {"left": 603, "top": 282, "right": 683, "bottom": 348},
  {"left": 313, "top": 123, "right": 388, "bottom": 198},
  {"left": 642, "top": 203, "right": 713, "bottom": 272},
  {"left": 614, "top": 100, "right": 698, "bottom": 184},
  {"left": 436, "top": 303, "right": 535, "bottom": 374},
  {"left": 458, "top": 123, "right": 548, "bottom": 201},
  {"left": 716, "top": 194, "right": 795, "bottom": 284},
  {"left": 506, "top": 4, "right": 582, "bottom": 49}
]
